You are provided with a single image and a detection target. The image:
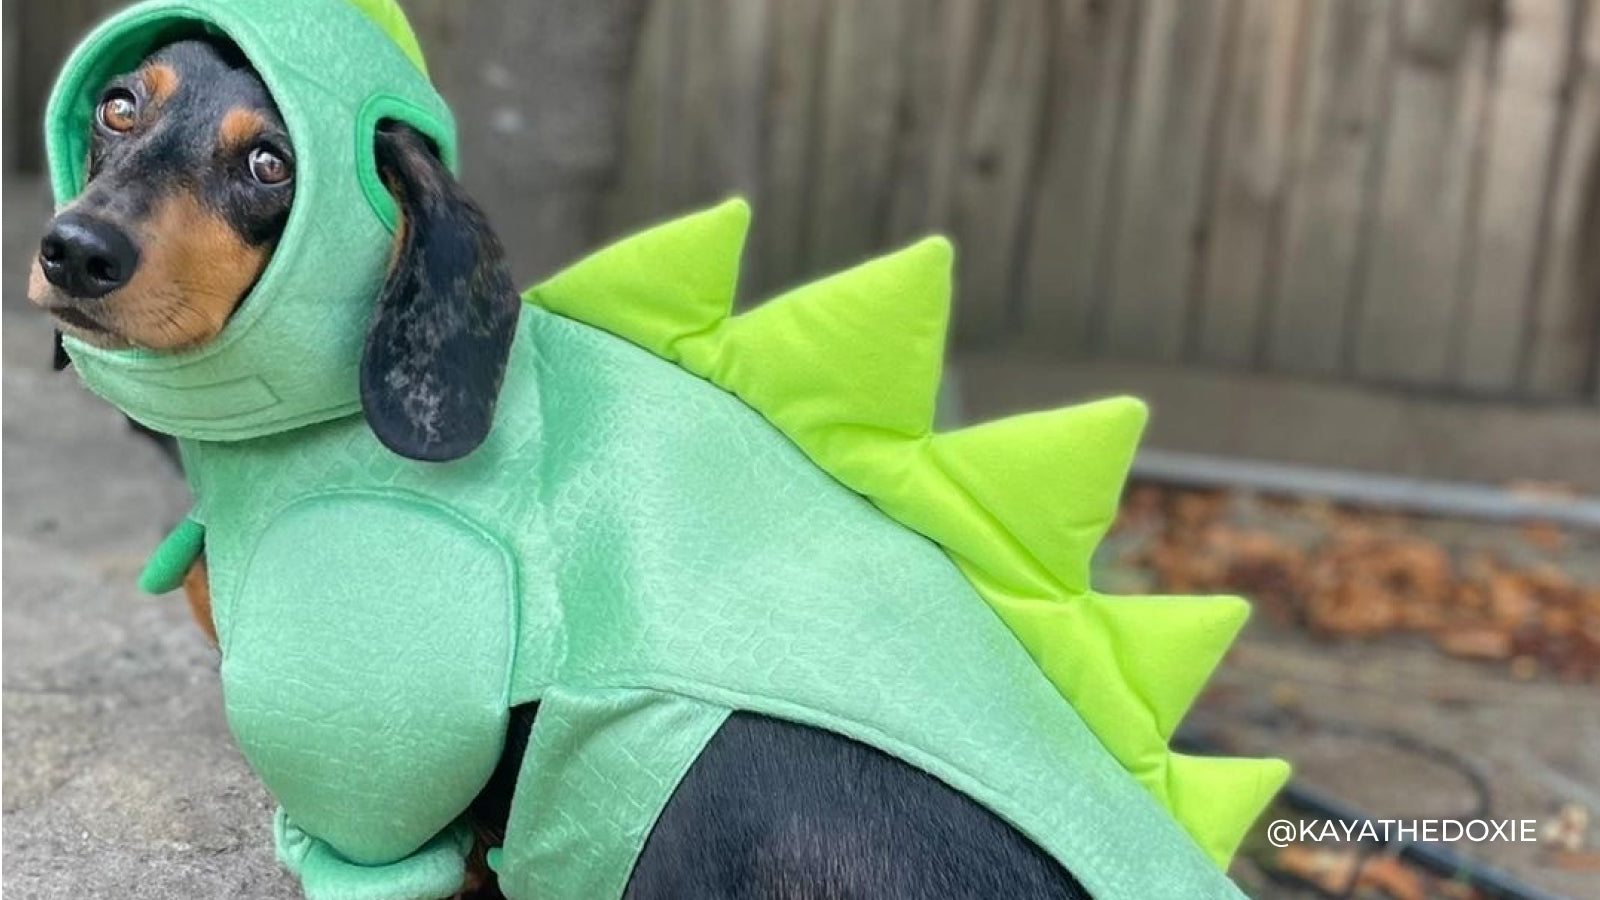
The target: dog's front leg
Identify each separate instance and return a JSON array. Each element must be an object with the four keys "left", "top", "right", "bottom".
[{"left": 215, "top": 492, "right": 517, "bottom": 900}]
